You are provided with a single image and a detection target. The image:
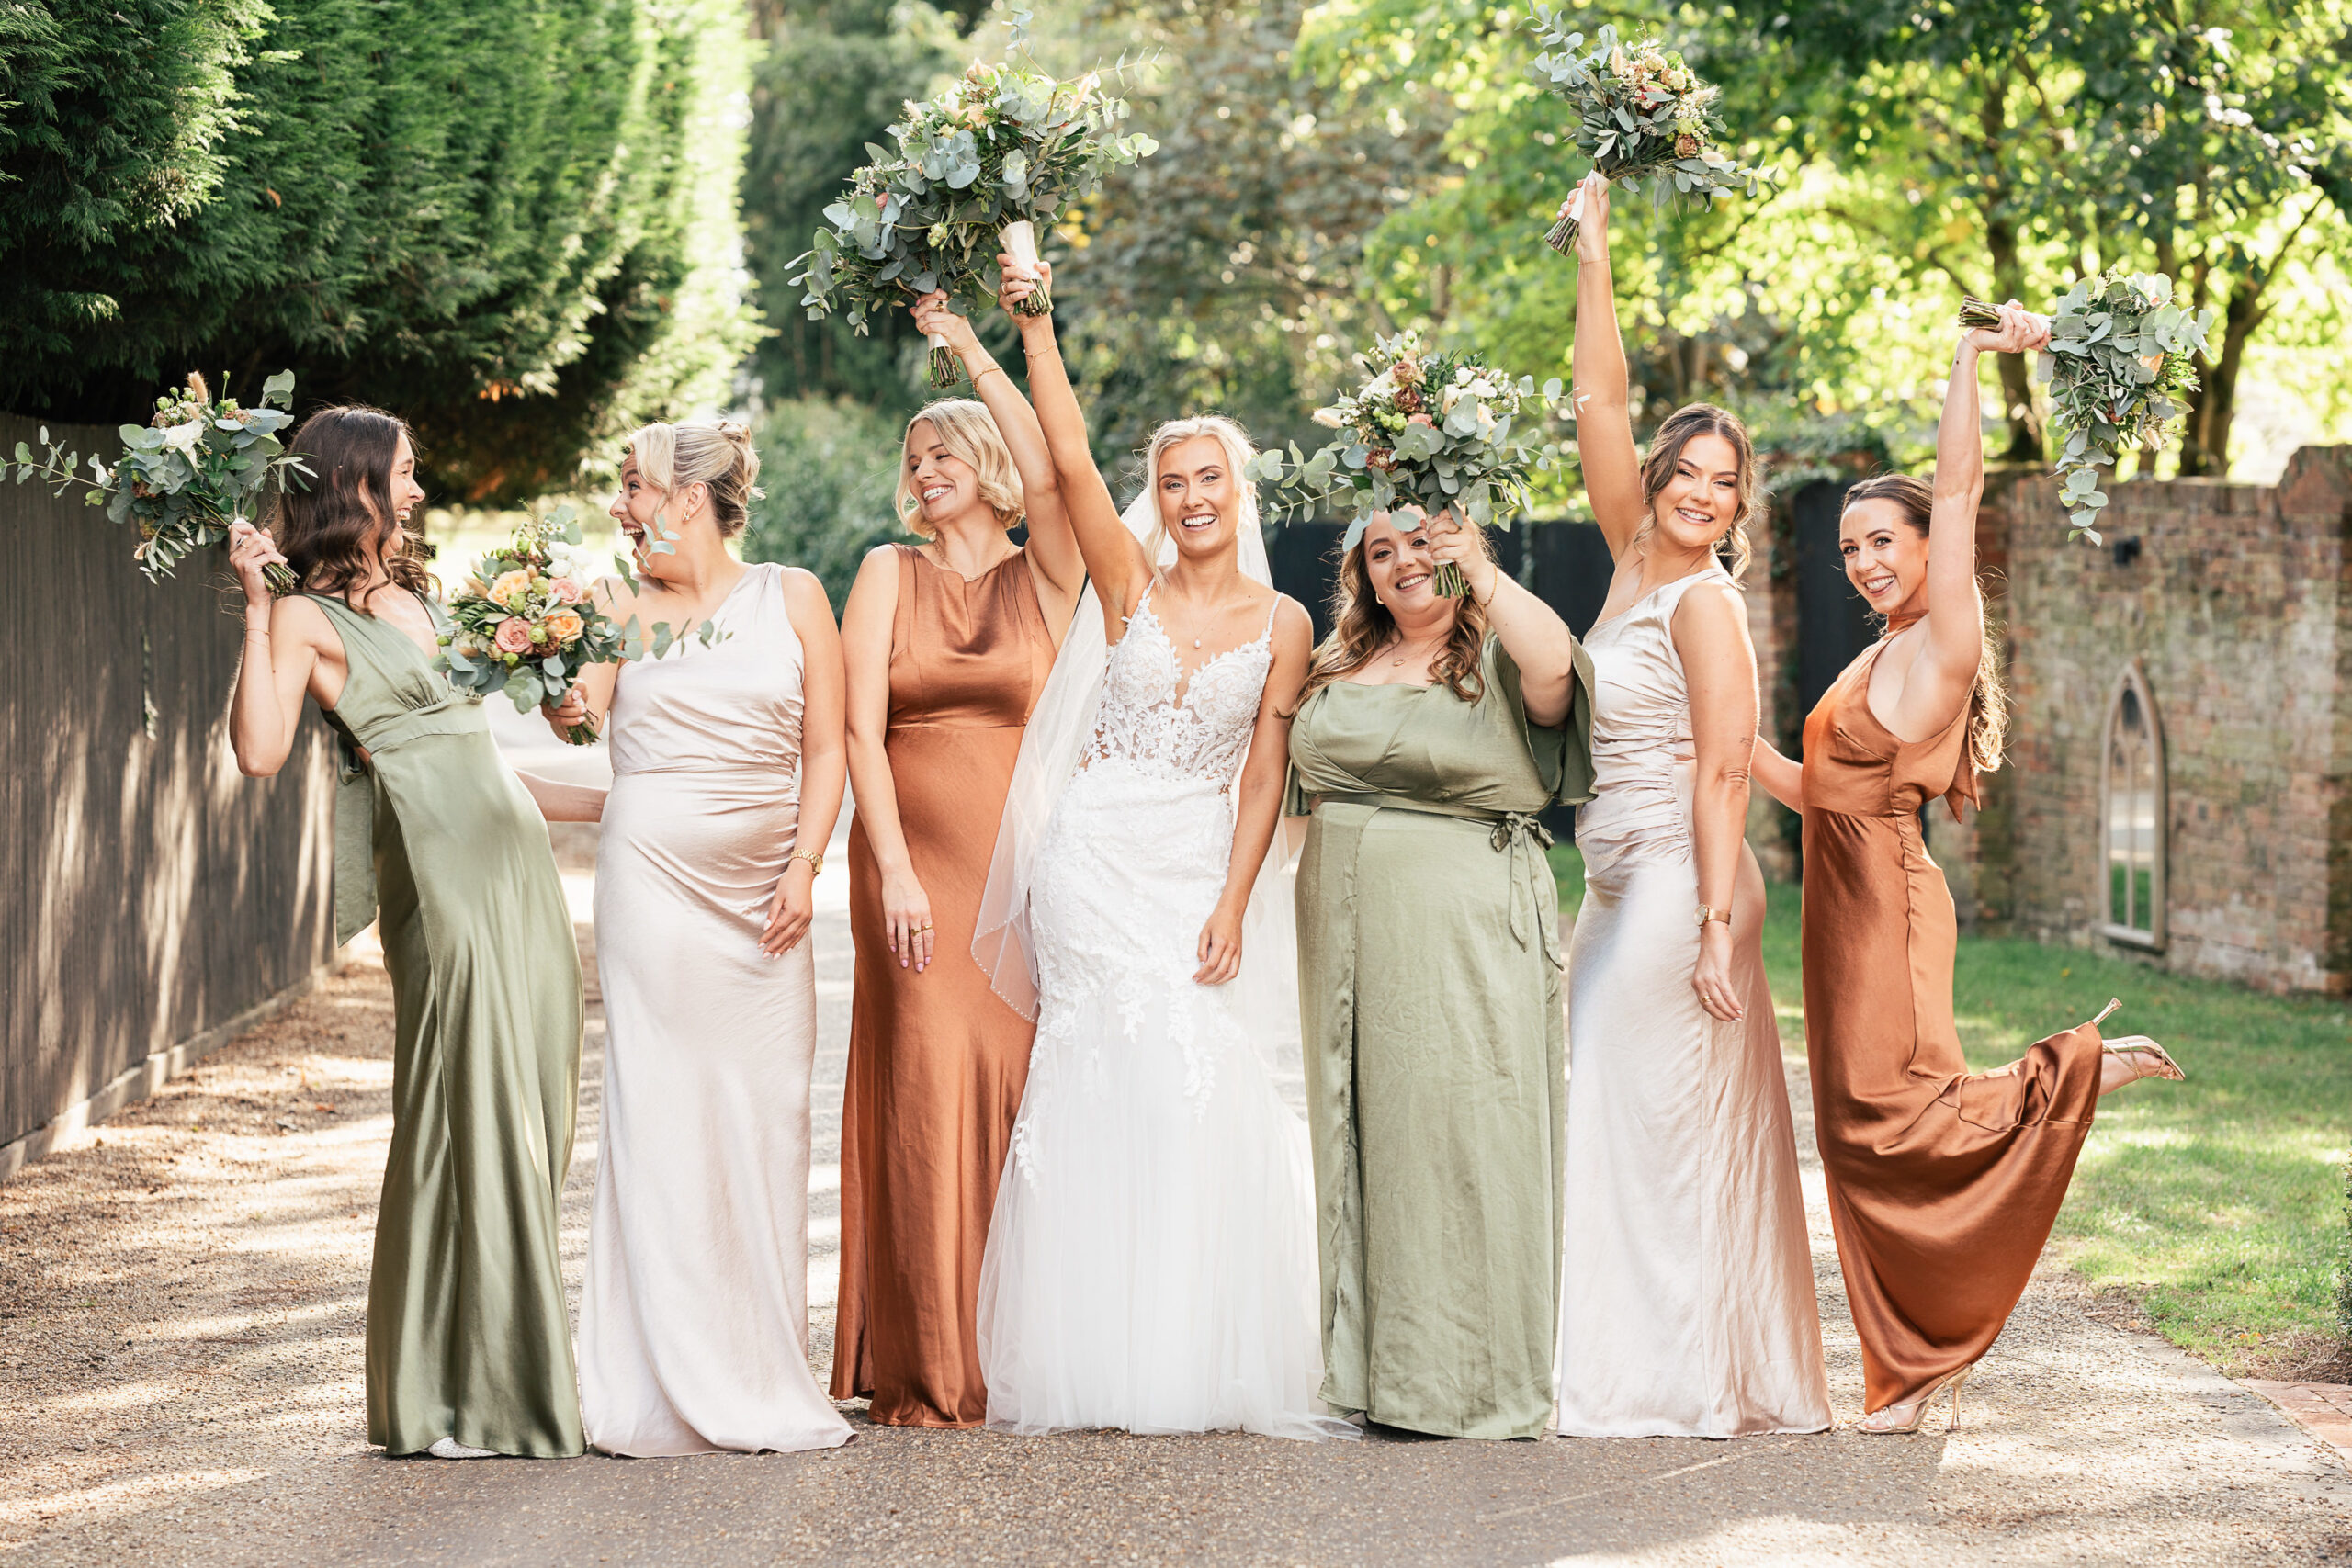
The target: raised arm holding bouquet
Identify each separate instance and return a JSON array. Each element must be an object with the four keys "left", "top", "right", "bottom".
[
  {"left": 1961, "top": 273, "right": 2216, "bottom": 542},
  {"left": 1528, "top": 9, "right": 1771, "bottom": 256},
  {"left": 1251, "top": 331, "right": 1560, "bottom": 596},
  {"left": 10, "top": 370, "right": 308, "bottom": 592},
  {"left": 794, "top": 38, "right": 1155, "bottom": 389}
]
